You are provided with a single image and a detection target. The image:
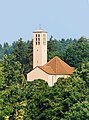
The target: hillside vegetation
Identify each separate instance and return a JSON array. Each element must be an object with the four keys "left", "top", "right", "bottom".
[{"left": 0, "top": 36, "right": 89, "bottom": 119}]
